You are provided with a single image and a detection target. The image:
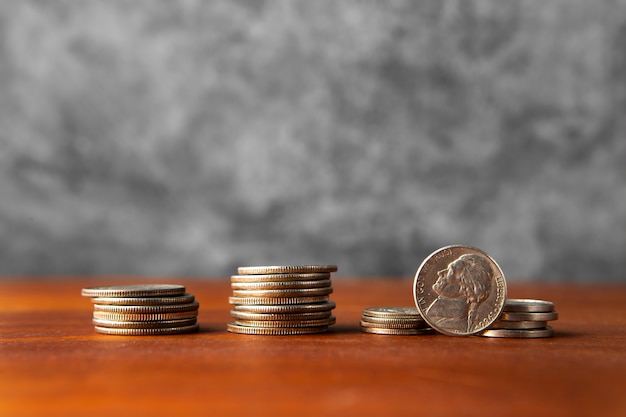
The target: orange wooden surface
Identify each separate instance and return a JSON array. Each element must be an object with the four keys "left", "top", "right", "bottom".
[{"left": 1, "top": 277, "right": 625, "bottom": 417}]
